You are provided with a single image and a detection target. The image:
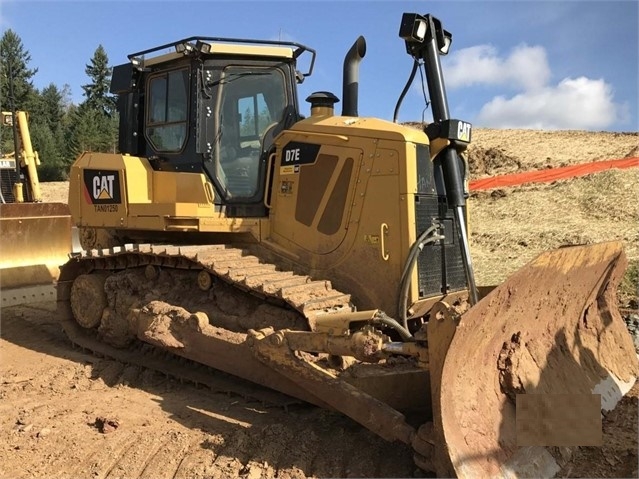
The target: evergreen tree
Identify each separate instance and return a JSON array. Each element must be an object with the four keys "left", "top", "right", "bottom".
[
  {"left": 39, "top": 84, "right": 65, "bottom": 129},
  {"left": 81, "top": 45, "right": 116, "bottom": 116},
  {"left": 67, "top": 105, "right": 117, "bottom": 156},
  {"left": 65, "top": 45, "right": 119, "bottom": 158},
  {"left": 0, "top": 29, "right": 37, "bottom": 110},
  {"left": 0, "top": 32, "right": 75, "bottom": 181},
  {"left": 30, "top": 120, "right": 66, "bottom": 181},
  {"left": 59, "top": 84, "right": 73, "bottom": 112},
  {"left": 0, "top": 30, "right": 38, "bottom": 164},
  {"left": 28, "top": 84, "right": 70, "bottom": 180}
]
